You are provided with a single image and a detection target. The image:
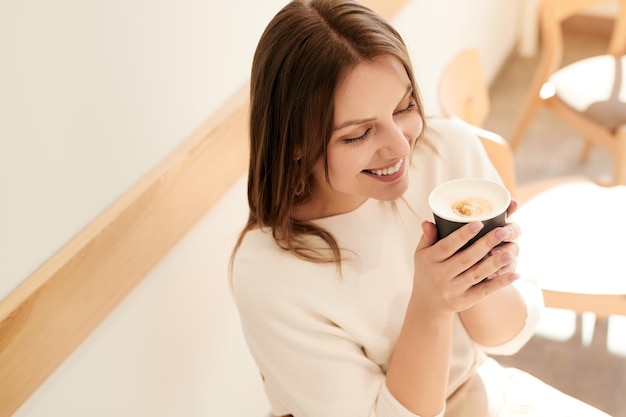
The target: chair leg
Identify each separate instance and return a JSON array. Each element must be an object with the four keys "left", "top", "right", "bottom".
[
  {"left": 509, "top": 94, "right": 543, "bottom": 152},
  {"left": 612, "top": 134, "right": 626, "bottom": 185},
  {"left": 581, "top": 139, "right": 593, "bottom": 163}
]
